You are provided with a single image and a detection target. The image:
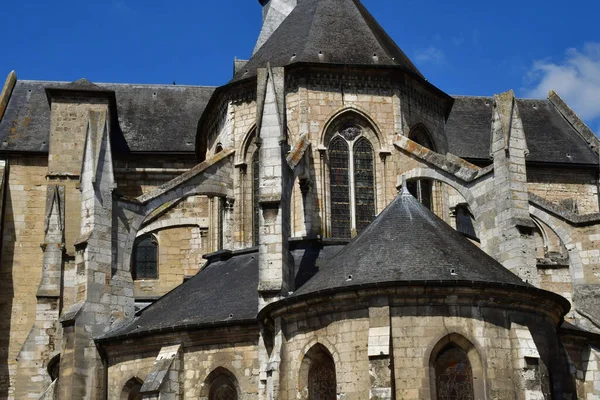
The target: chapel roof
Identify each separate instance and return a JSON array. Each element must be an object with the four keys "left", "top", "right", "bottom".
[
  {"left": 292, "top": 188, "right": 533, "bottom": 298},
  {"left": 231, "top": 0, "right": 424, "bottom": 82},
  {"left": 446, "top": 96, "right": 598, "bottom": 165}
]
